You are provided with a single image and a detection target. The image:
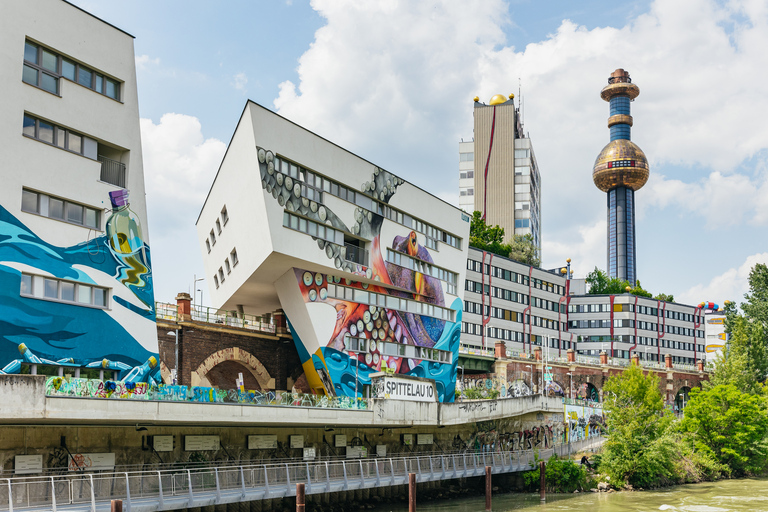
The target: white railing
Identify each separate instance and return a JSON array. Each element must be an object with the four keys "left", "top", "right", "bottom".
[{"left": 156, "top": 302, "right": 276, "bottom": 334}]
